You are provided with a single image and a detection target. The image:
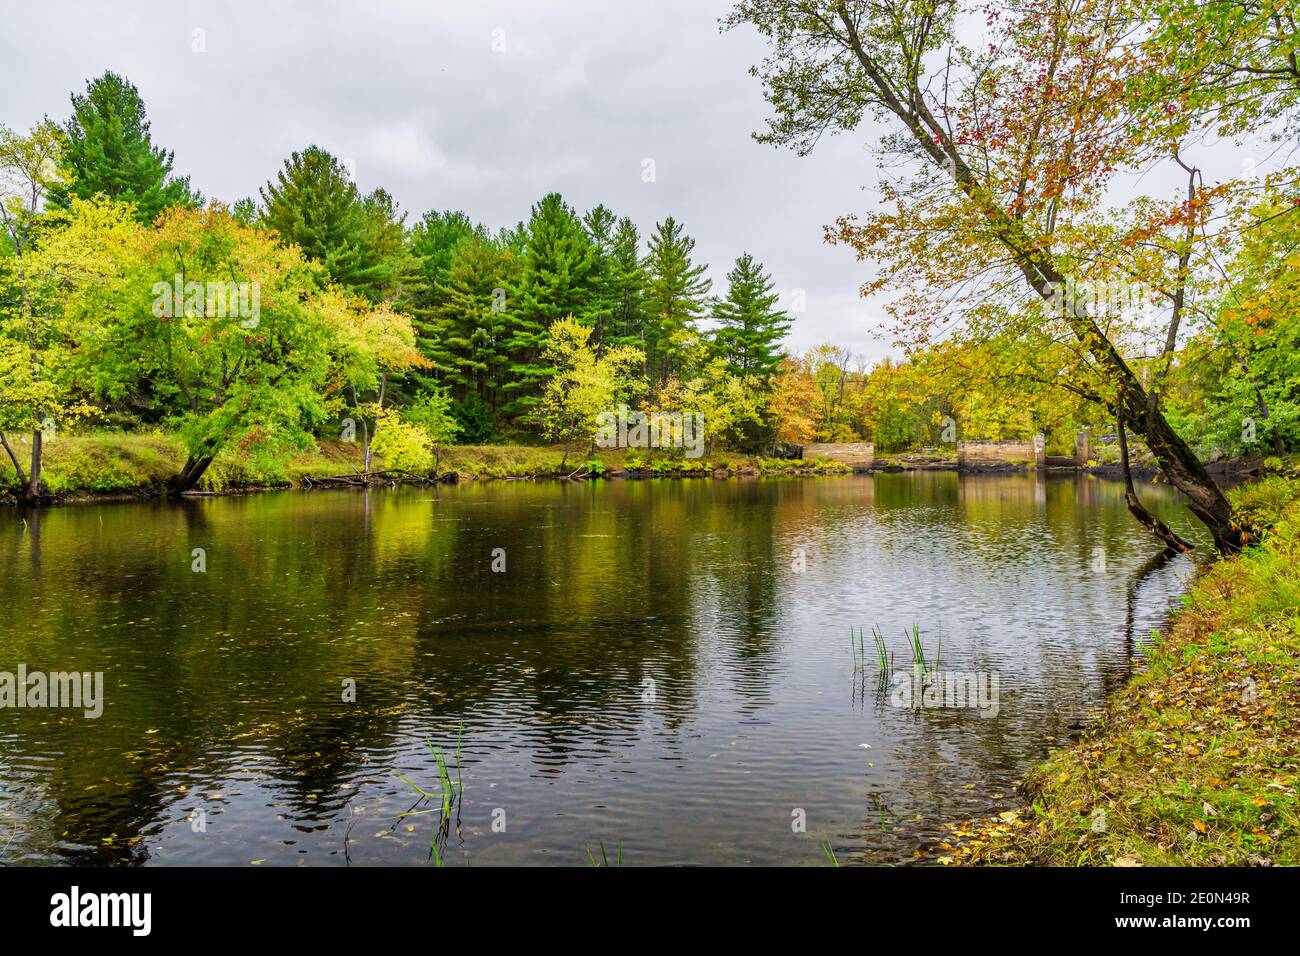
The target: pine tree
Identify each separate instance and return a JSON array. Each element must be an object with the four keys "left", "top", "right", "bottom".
[
  {"left": 422, "top": 236, "right": 518, "bottom": 414},
  {"left": 582, "top": 204, "right": 618, "bottom": 345},
  {"left": 406, "top": 210, "right": 490, "bottom": 372},
  {"left": 409, "top": 210, "right": 488, "bottom": 290},
  {"left": 642, "top": 217, "right": 711, "bottom": 382},
  {"left": 361, "top": 187, "right": 419, "bottom": 306},
  {"left": 606, "top": 217, "right": 650, "bottom": 365},
  {"left": 712, "top": 253, "right": 791, "bottom": 381},
  {"left": 502, "top": 193, "right": 599, "bottom": 417},
  {"left": 50, "top": 71, "right": 199, "bottom": 224},
  {"left": 260, "top": 146, "right": 384, "bottom": 297}
]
